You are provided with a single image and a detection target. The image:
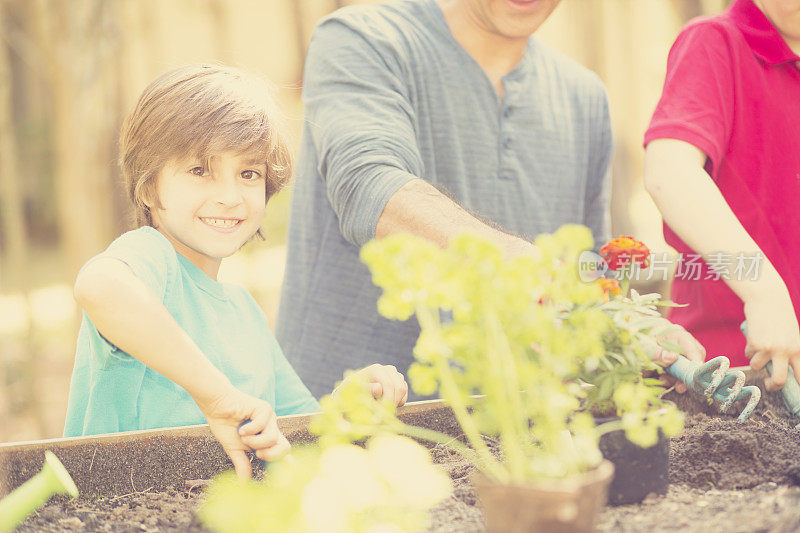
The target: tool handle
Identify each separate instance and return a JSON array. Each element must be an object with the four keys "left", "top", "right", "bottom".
[{"left": 665, "top": 355, "right": 696, "bottom": 388}]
